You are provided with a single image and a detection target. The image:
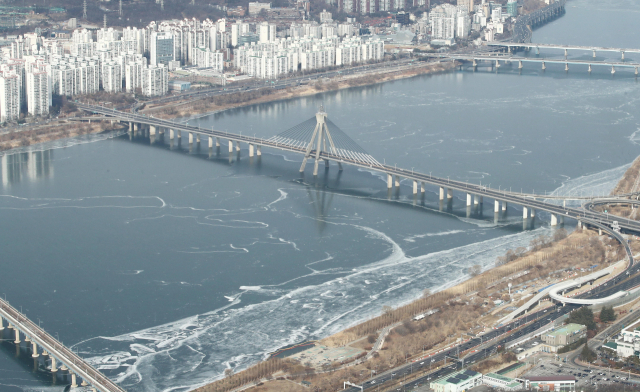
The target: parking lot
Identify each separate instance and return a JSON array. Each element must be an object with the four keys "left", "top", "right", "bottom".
[{"left": 523, "top": 356, "right": 636, "bottom": 389}]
